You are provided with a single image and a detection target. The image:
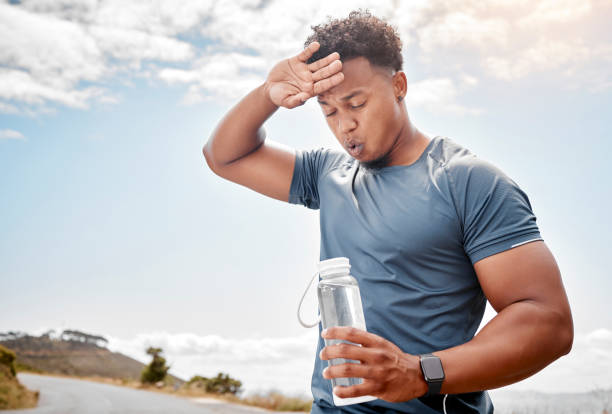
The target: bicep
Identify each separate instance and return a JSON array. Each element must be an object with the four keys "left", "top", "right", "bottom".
[
  {"left": 474, "top": 241, "right": 571, "bottom": 316},
  {"left": 206, "top": 140, "right": 296, "bottom": 202}
]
